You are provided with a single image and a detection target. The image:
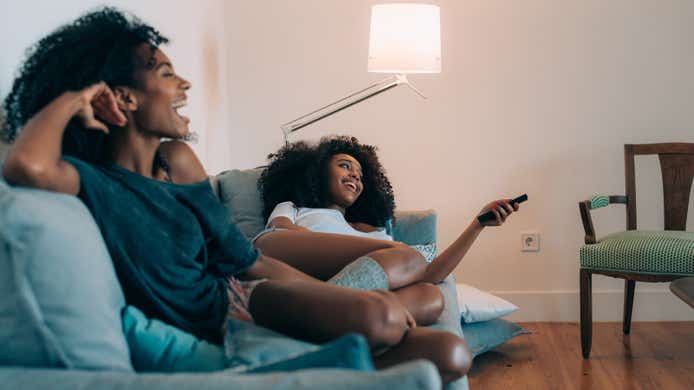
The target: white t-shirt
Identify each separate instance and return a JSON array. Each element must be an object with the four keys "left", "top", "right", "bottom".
[{"left": 267, "top": 201, "right": 393, "bottom": 241}]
